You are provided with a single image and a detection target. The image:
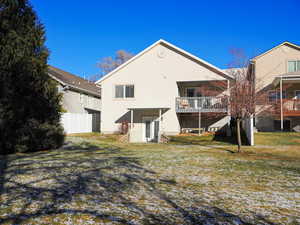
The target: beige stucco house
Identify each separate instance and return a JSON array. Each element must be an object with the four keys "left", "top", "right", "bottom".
[
  {"left": 48, "top": 66, "right": 101, "bottom": 132},
  {"left": 47, "top": 40, "right": 300, "bottom": 138},
  {"left": 250, "top": 41, "right": 300, "bottom": 131},
  {"left": 96, "top": 39, "right": 232, "bottom": 142}
]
